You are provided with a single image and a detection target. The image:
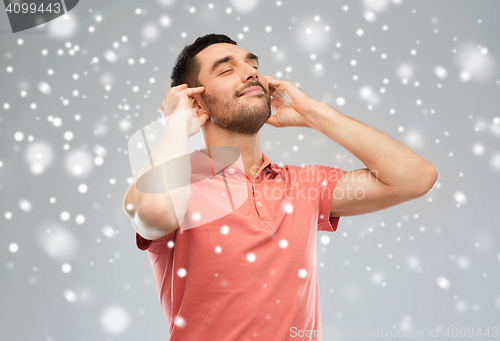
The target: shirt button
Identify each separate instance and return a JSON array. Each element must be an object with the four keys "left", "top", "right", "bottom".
[
  {"left": 229, "top": 168, "right": 235, "bottom": 174},
  {"left": 257, "top": 201, "right": 262, "bottom": 207}
]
